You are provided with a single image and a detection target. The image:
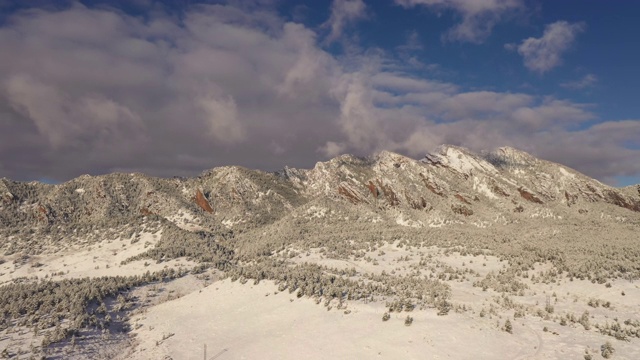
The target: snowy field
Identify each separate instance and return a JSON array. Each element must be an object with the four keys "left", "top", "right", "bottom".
[{"left": 123, "top": 276, "right": 640, "bottom": 360}]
